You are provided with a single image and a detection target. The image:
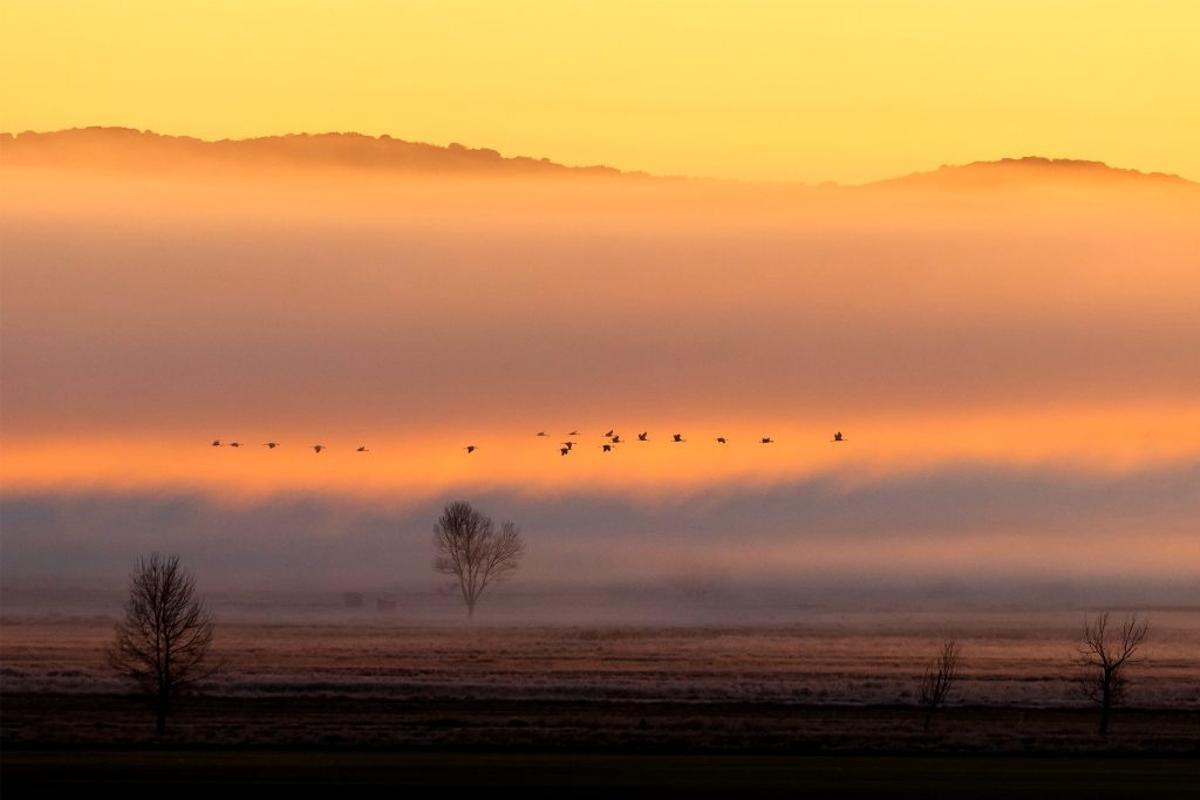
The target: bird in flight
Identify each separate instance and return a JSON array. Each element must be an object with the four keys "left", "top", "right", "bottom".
[
  {"left": 832, "top": 431, "right": 847, "bottom": 443},
  {"left": 568, "top": 430, "right": 579, "bottom": 436},
  {"left": 228, "top": 442, "right": 243, "bottom": 448},
  {"left": 672, "top": 433, "right": 685, "bottom": 443},
  {"left": 356, "top": 446, "right": 369, "bottom": 452},
  {"left": 610, "top": 434, "right": 622, "bottom": 444},
  {"left": 536, "top": 431, "right": 548, "bottom": 437},
  {"left": 464, "top": 445, "right": 477, "bottom": 454},
  {"left": 637, "top": 432, "right": 648, "bottom": 441},
  {"left": 211, "top": 439, "right": 222, "bottom": 447},
  {"left": 761, "top": 437, "right": 774, "bottom": 444},
  {"left": 562, "top": 441, "right": 576, "bottom": 451},
  {"left": 559, "top": 446, "right": 571, "bottom": 456},
  {"left": 312, "top": 444, "right": 325, "bottom": 454},
  {"left": 604, "top": 429, "right": 614, "bottom": 438},
  {"left": 601, "top": 443, "right": 613, "bottom": 453},
  {"left": 716, "top": 436, "right": 727, "bottom": 444},
  {"left": 263, "top": 442, "right": 279, "bottom": 449}
]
